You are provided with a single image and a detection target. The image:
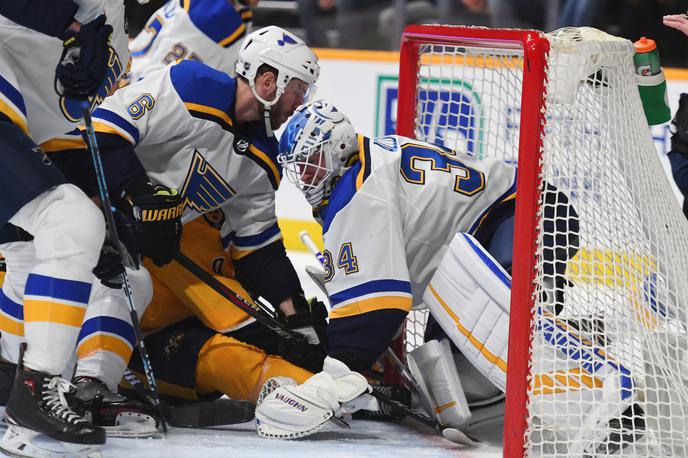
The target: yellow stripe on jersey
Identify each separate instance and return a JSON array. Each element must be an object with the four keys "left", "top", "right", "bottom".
[
  {"left": 229, "top": 245, "right": 256, "bottom": 261},
  {"left": 23, "top": 300, "right": 86, "bottom": 327},
  {"left": 355, "top": 135, "right": 367, "bottom": 190},
  {"left": 0, "top": 314, "right": 24, "bottom": 336},
  {"left": 41, "top": 137, "right": 87, "bottom": 153},
  {"left": 248, "top": 144, "right": 281, "bottom": 187},
  {"left": 184, "top": 102, "right": 234, "bottom": 128},
  {"left": 218, "top": 22, "right": 246, "bottom": 47},
  {"left": 0, "top": 98, "right": 29, "bottom": 136},
  {"left": 329, "top": 295, "right": 413, "bottom": 319},
  {"left": 182, "top": 0, "right": 191, "bottom": 12},
  {"left": 81, "top": 121, "right": 133, "bottom": 144},
  {"left": 77, "top": 334, "right": 132, "bottom": 363},
  {"left": 241, "top": 10, "right": 253, "bottom": 20},
  {"left": 427, "top": 282, "right": 508, "bottom": 373}
]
